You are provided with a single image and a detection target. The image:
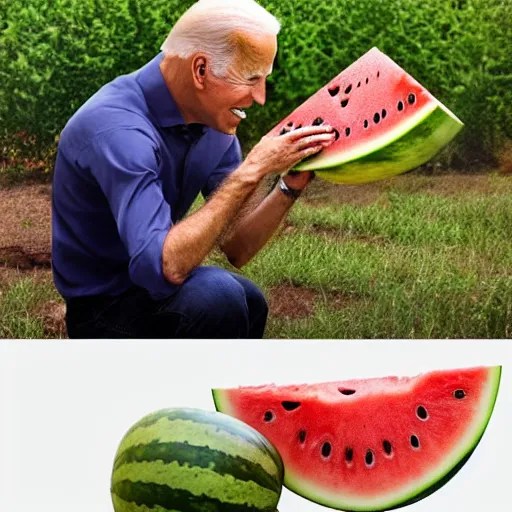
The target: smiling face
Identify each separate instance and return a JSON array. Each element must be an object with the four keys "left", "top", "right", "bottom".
[{"left": 195, "top": 31, "right": 278, "bottom": 135}]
